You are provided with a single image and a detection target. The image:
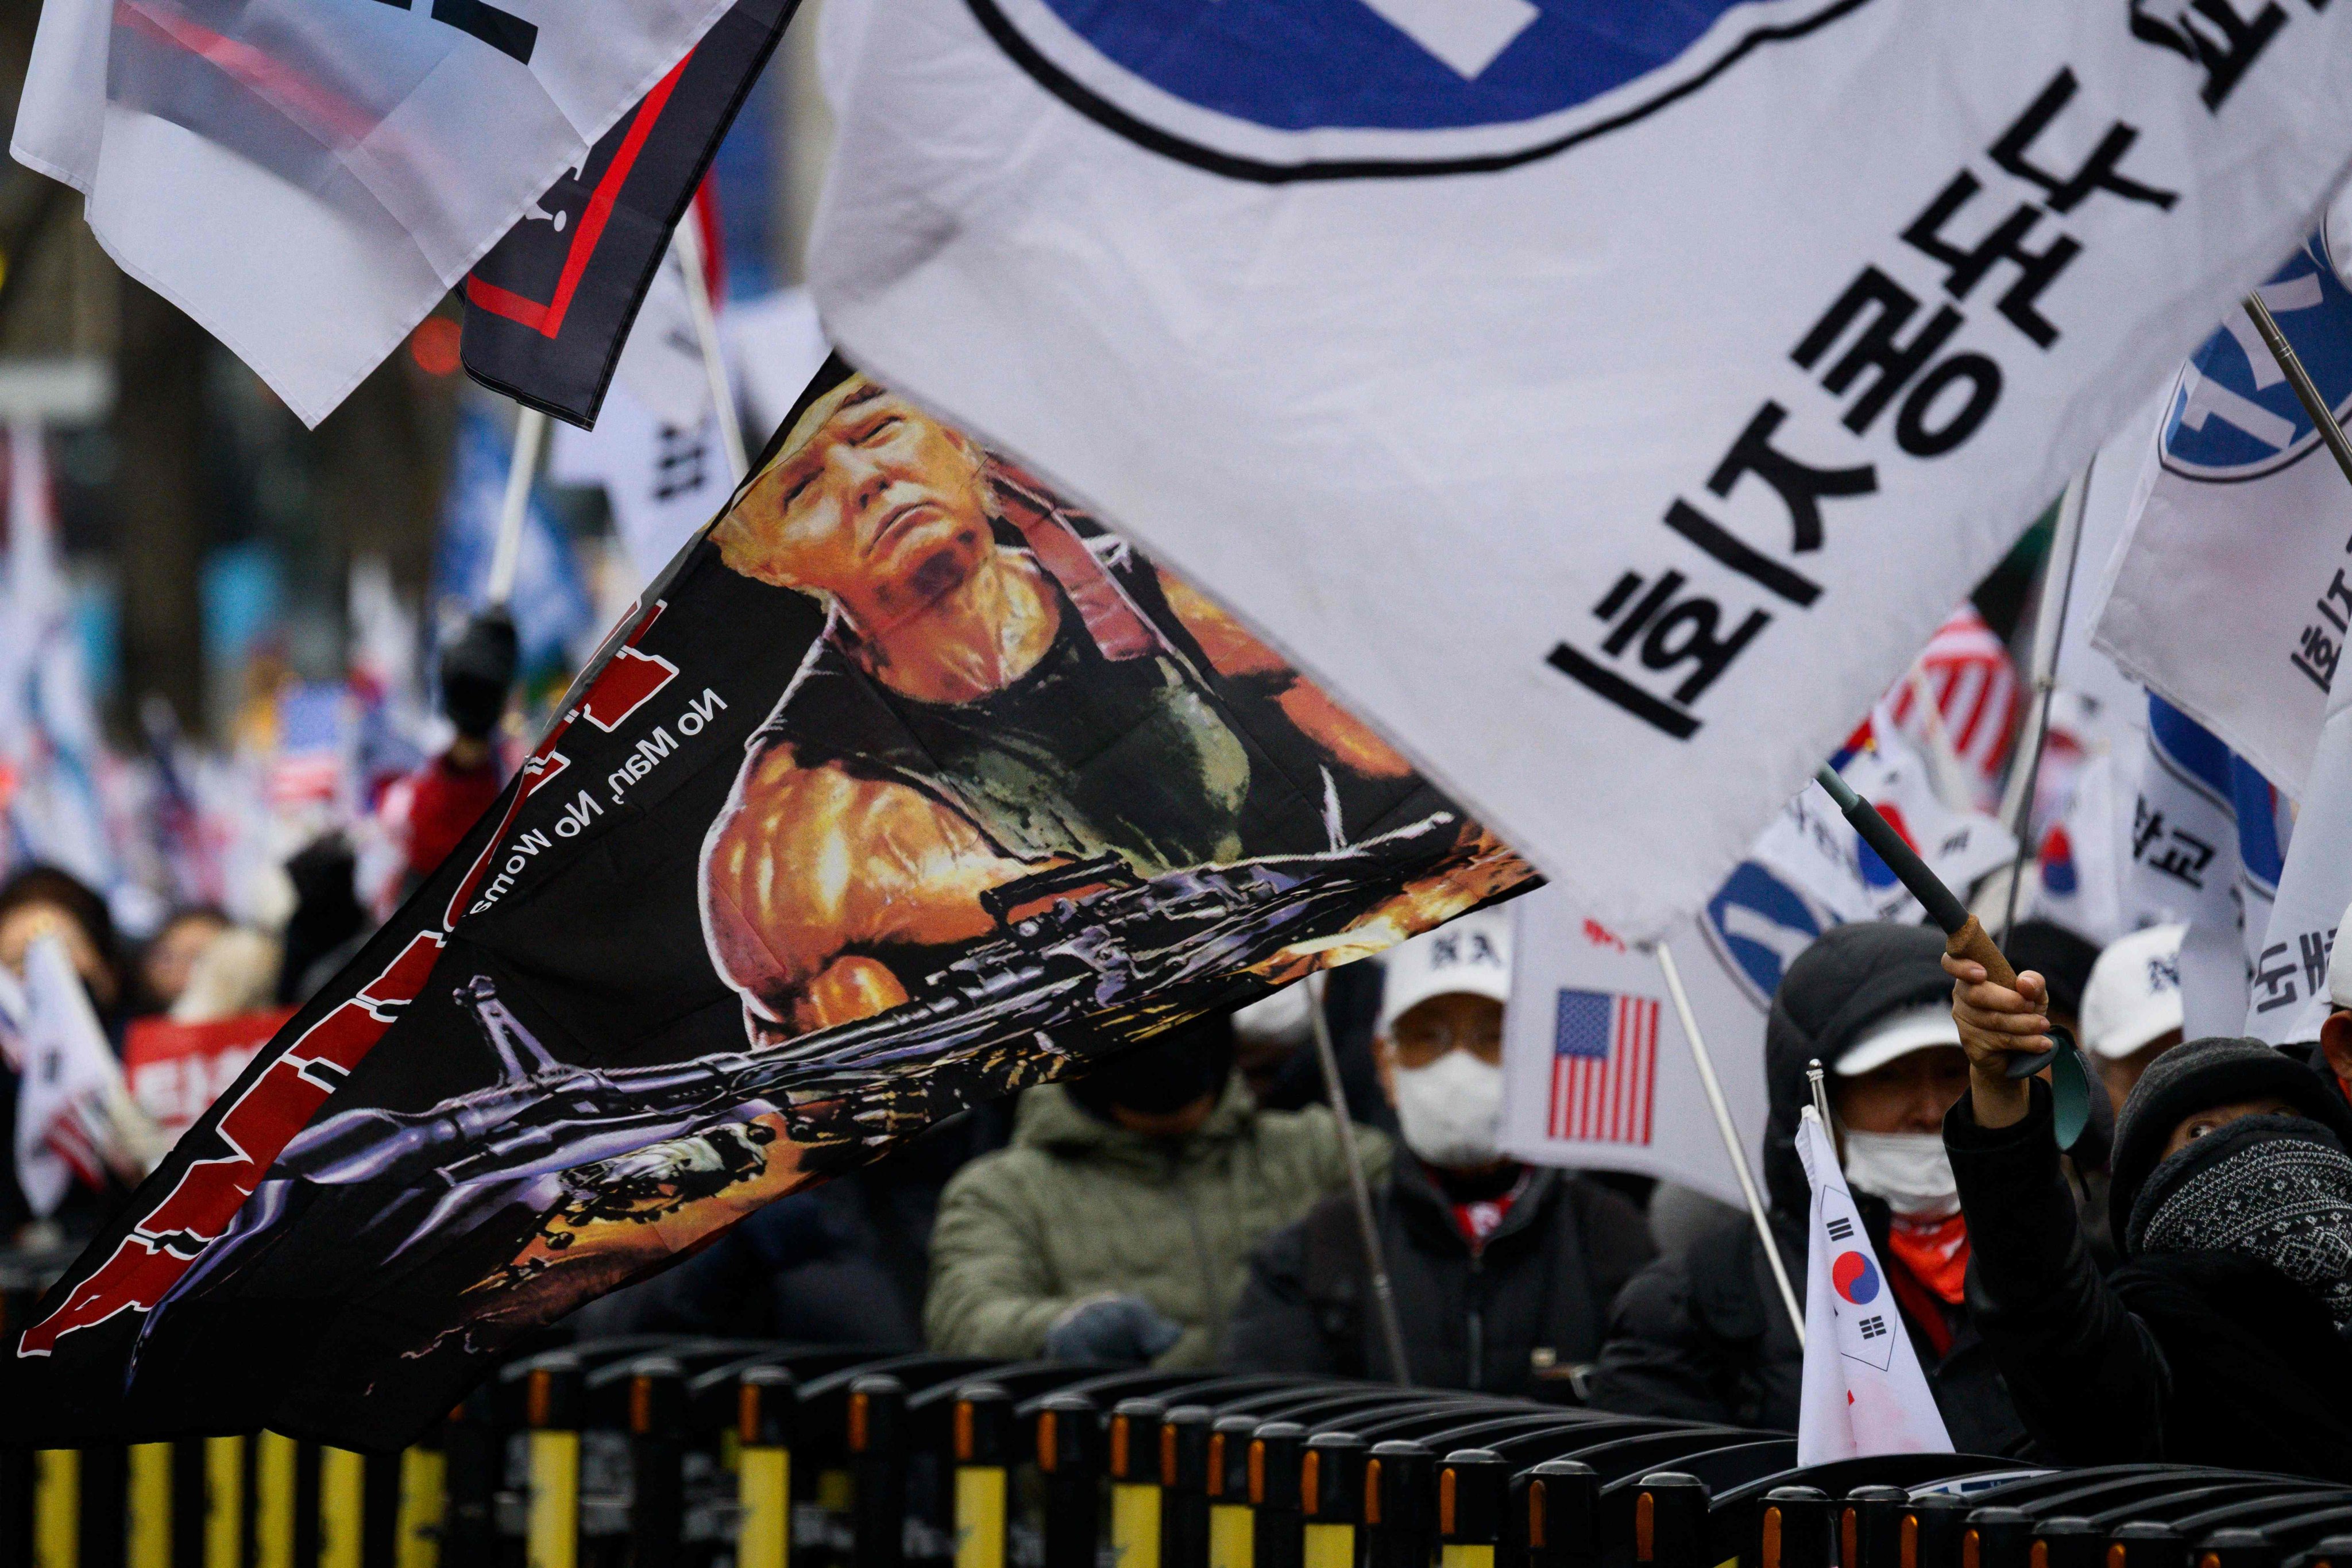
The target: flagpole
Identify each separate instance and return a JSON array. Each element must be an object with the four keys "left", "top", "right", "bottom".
[
  {"left": 1993, "top": 459, "right": 2091, "bottom": 945},
  {"left": 670, "top": 211, "right": 749, "bottom": 484},
  {"left": 1305, "top": 970, "right": 1415, "bottom": 1384},
  {"left": 1651, "top": 940, "right": 1804, "bottom": 1348},
  {"left": 2247, "top": 292, "right": 2352, "bottom": 489},
  {"left": 488, "top": 405, "right": 547, "bottom": 608}
]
